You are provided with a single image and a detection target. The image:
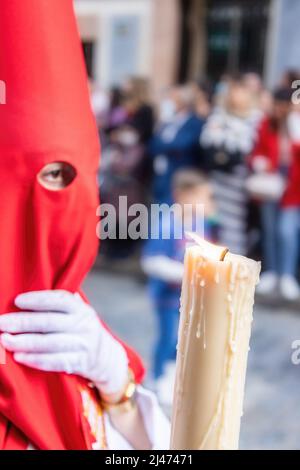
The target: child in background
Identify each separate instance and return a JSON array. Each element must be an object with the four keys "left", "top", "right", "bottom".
[{"left": 142, "top": 169, "right": 217, "bottom": 404}]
